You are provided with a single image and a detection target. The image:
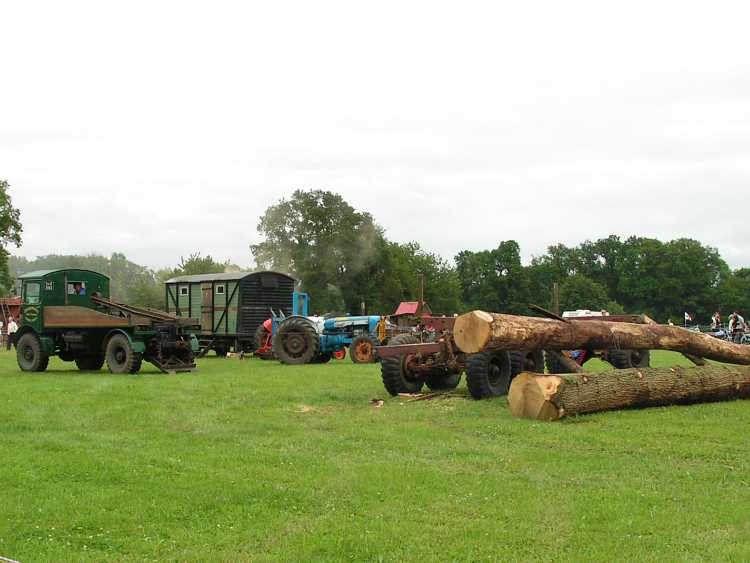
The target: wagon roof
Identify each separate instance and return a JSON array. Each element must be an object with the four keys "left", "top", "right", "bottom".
[{"left": 164, "top": 270, "right": 296, "bottom": 284}]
